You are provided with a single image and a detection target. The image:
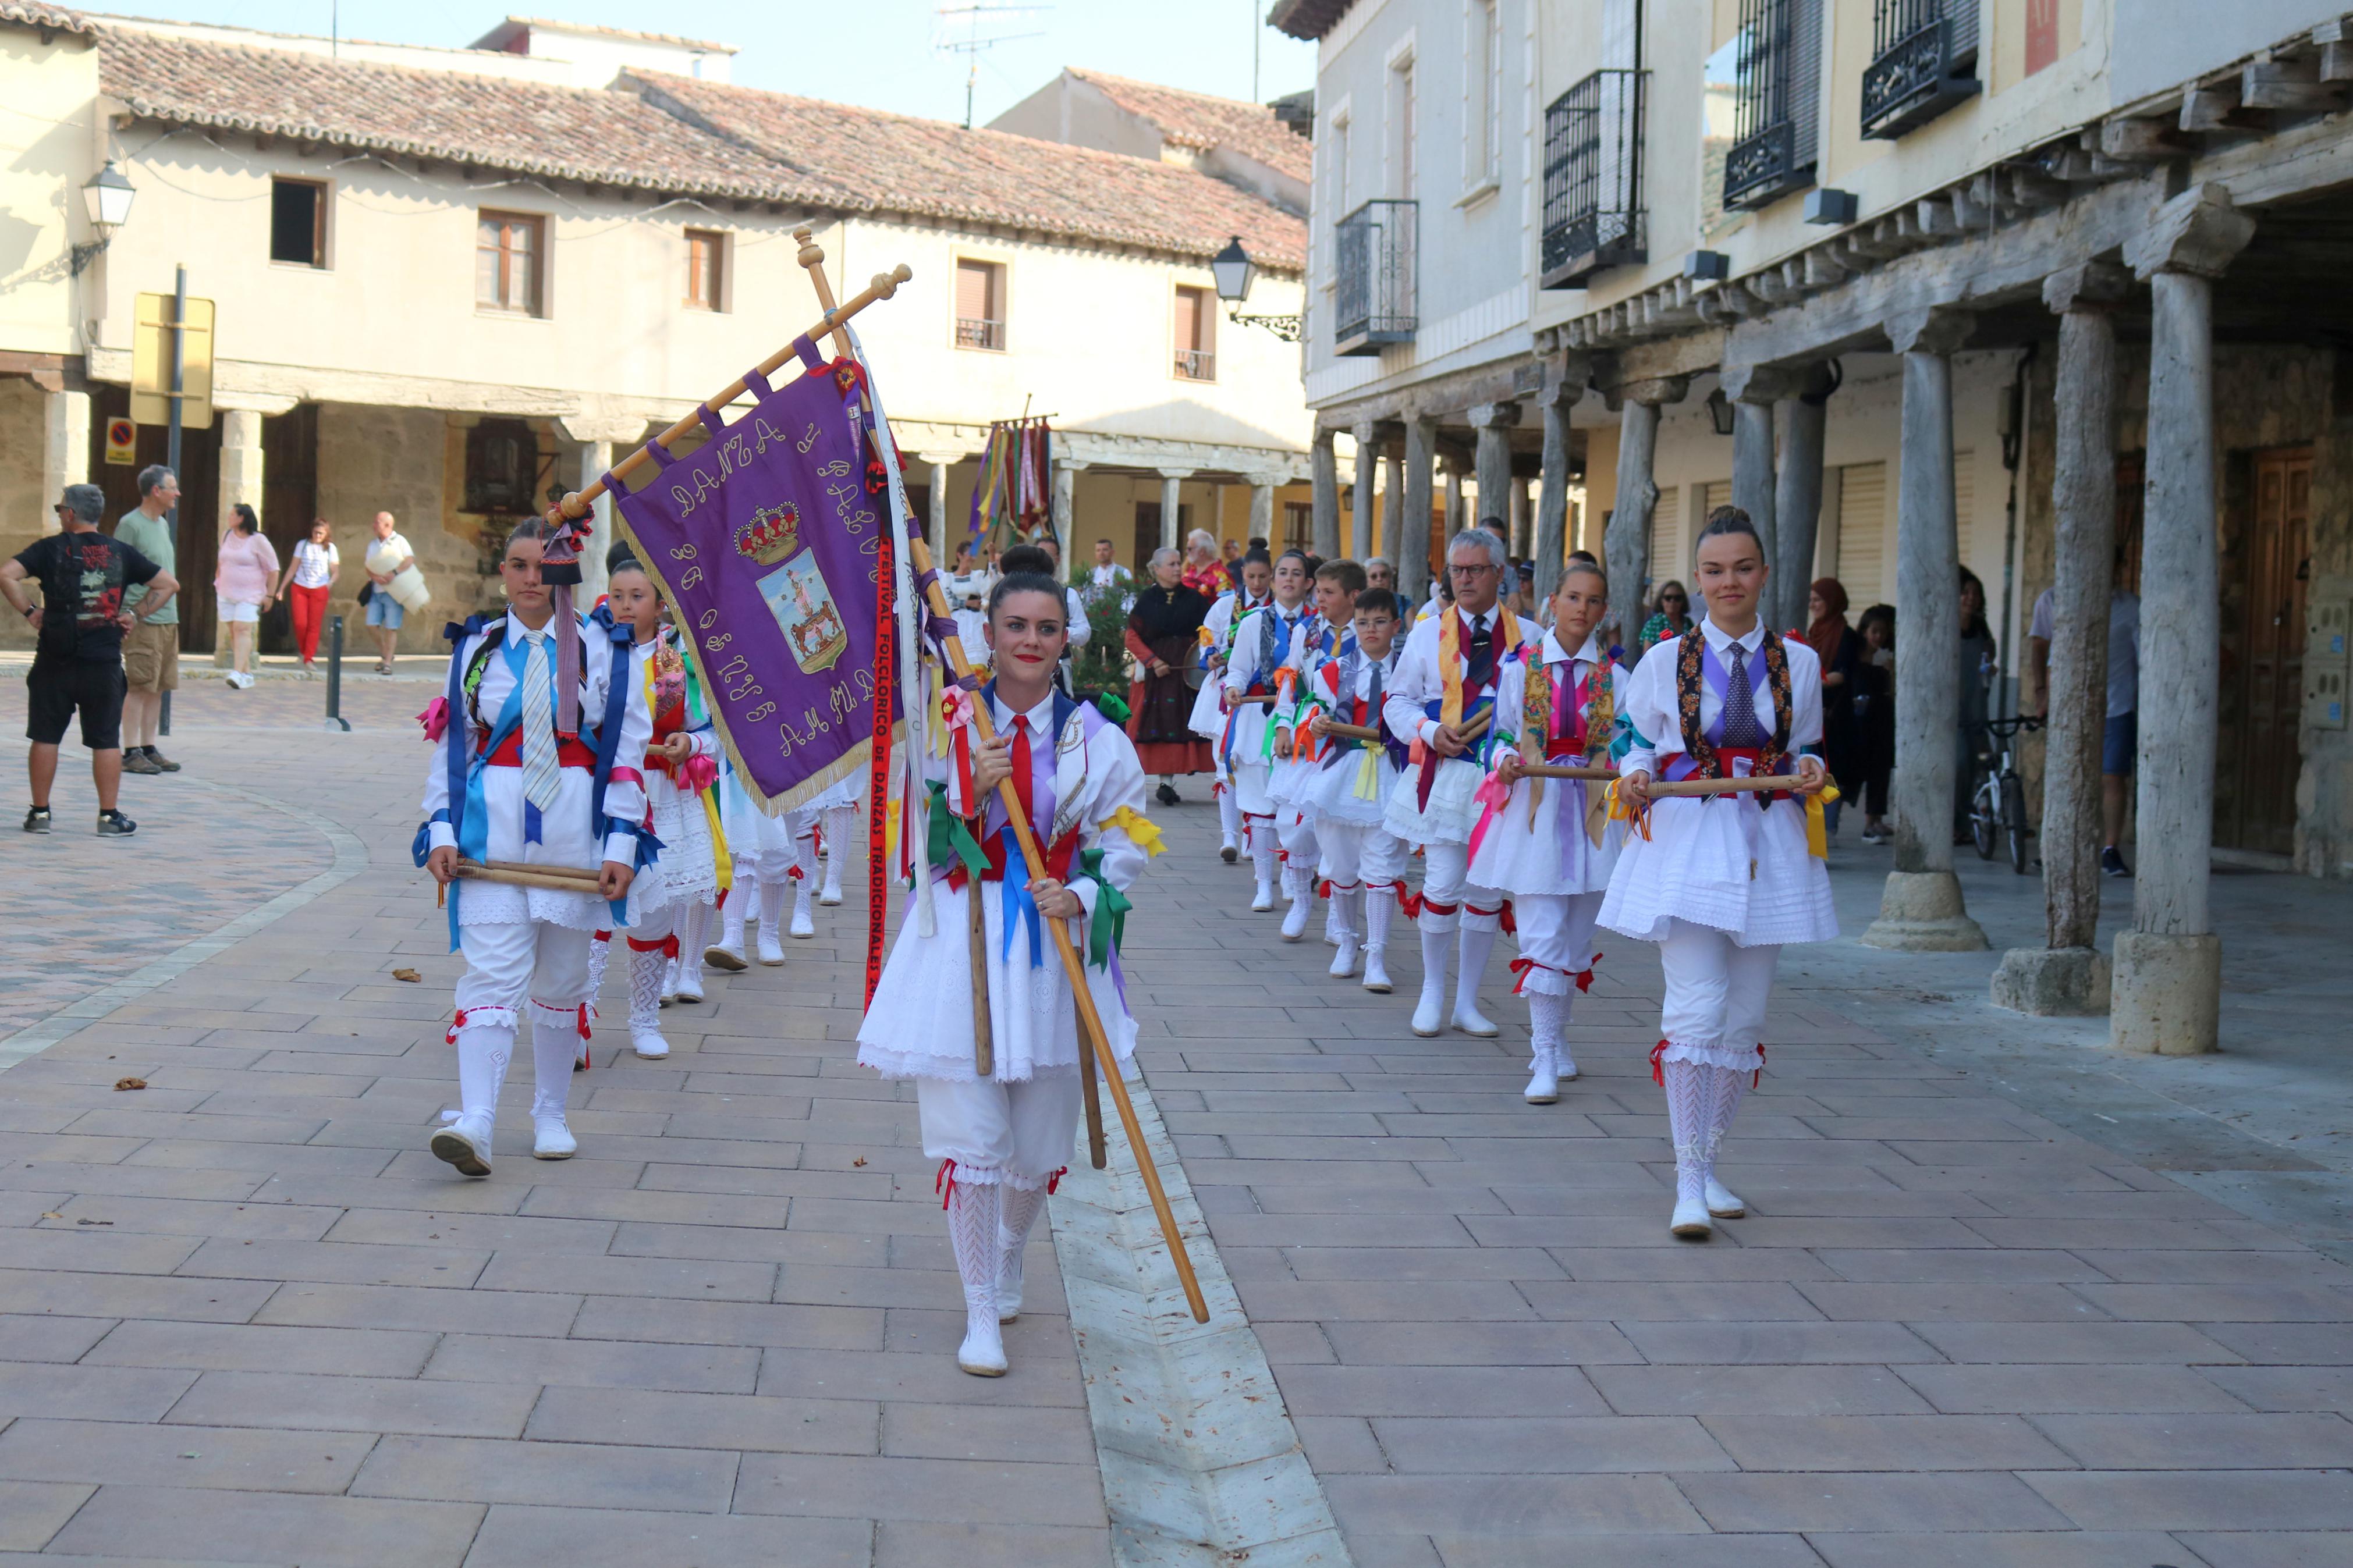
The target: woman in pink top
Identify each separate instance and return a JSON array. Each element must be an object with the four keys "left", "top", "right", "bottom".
[{"left": 214, "top": 504, "right": 280, "bottom": 691}]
